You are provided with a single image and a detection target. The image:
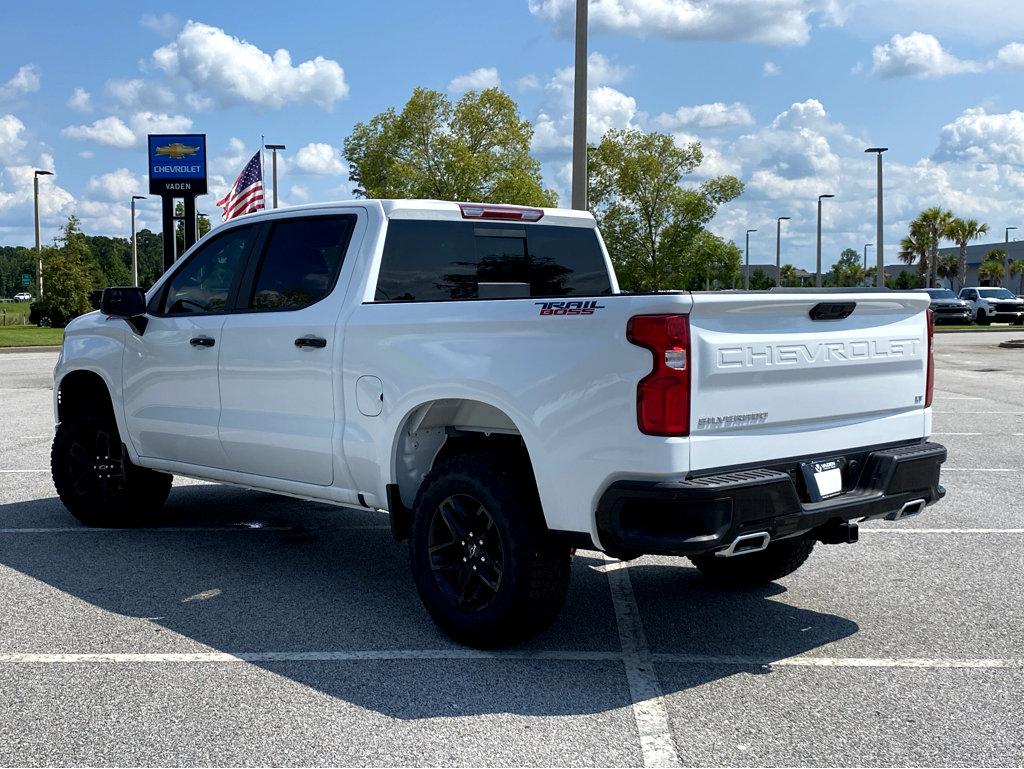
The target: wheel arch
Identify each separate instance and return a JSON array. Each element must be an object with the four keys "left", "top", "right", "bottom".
[{"left": 388, "top": 398, "right": 542, "bottom": 539}]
